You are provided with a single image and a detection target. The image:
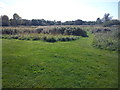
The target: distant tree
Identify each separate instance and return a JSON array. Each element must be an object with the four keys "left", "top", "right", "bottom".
[
  {"left": 63, "top": 19, "right": 84, "bottom": 25},
  {"left": 40, "top": 19, "right": 47, "bottom": 26},
  {"left": 56, "top": 21, "right": 62, "bottom": 25},
  {"left": 83, "top": 21, "right": 96, "bottom": 25},
  {"left": 74, "top": 19, "right": 84, "bottom": 25},
  {"left": 63, "top": 21, "right": 74, "bottom": 25},
  {"left": 46, "top": 20, "right": 55, "bottom": 25},
  {"left": 96, "top": 18, "right": 102, "bottom": 24},
  {"left": 102, "top": 13, "right": 112, "bottom": 22},
  {"left": 31, "top": 19, "right": 39, "bottom": 26},
  {"left": 10, "top": 19, "right": 17, "bottom": 26},
  {"left": 13, "top": 13, "right": 21, "bottom": 20},
  {"left": 10, "top": 13, "right": 22, "bottom": 26},
  {"left": 20, "top": 19, "right": 31, "bottom": 26},
  {"left": 25, "top": 20, "right": 32, "bottom": 26},
  {"left": 1, "top": 15, "right": 10, "bottom": 26}
]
